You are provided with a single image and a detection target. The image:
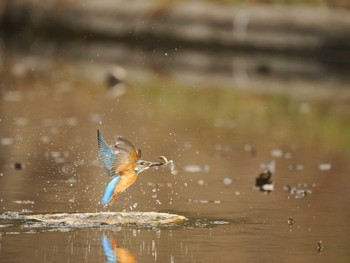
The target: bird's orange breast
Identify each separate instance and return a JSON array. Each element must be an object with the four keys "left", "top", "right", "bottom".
[{"left": 114, "top": 171, "right": 138, "bottom": 193}]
